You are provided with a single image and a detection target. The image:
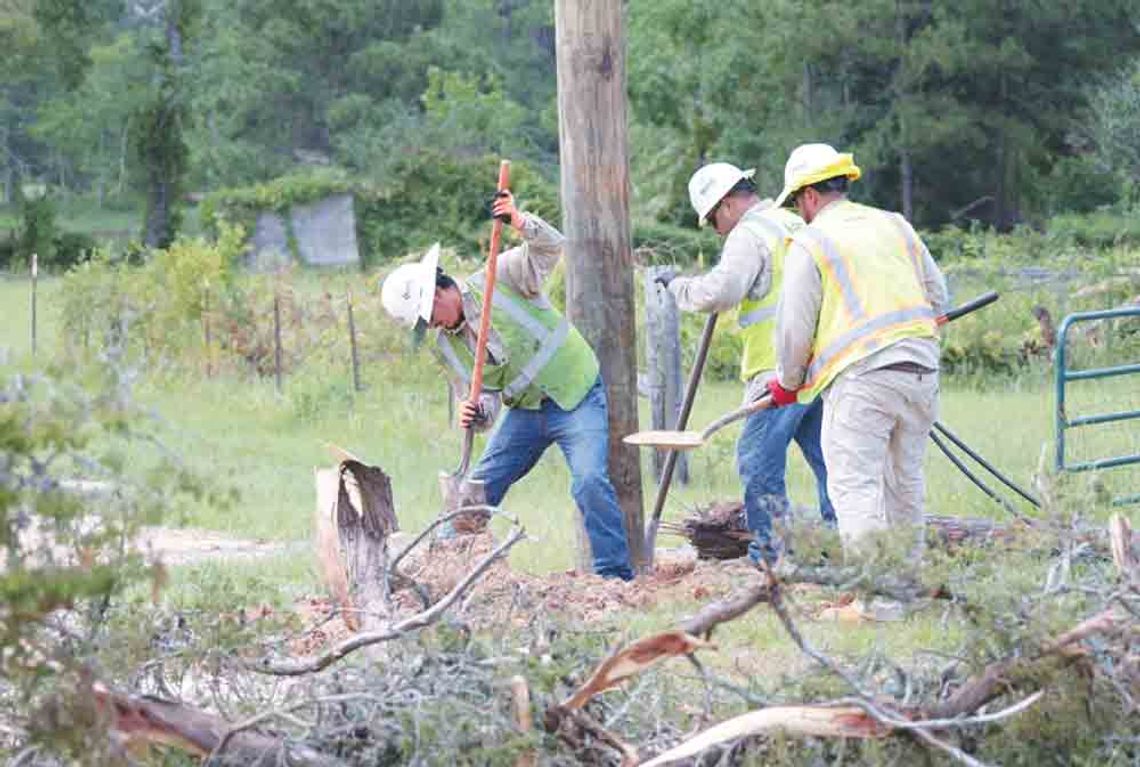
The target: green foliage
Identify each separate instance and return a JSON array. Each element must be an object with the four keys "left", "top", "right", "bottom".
[
  {"left": 203, "top": 155, "right": 560, "bottom": 266},
  {"left": 0, "top": 362, "right": 216, "bottom": 757},
  {"left": 200, "top": 168, "right": 358, "bottom": 236},
  {"left": 0, "top": 193, "right": 96, "bottom": 271},
  {"left": 59, "top": 224, "right": 244, "bottom": 369}
]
